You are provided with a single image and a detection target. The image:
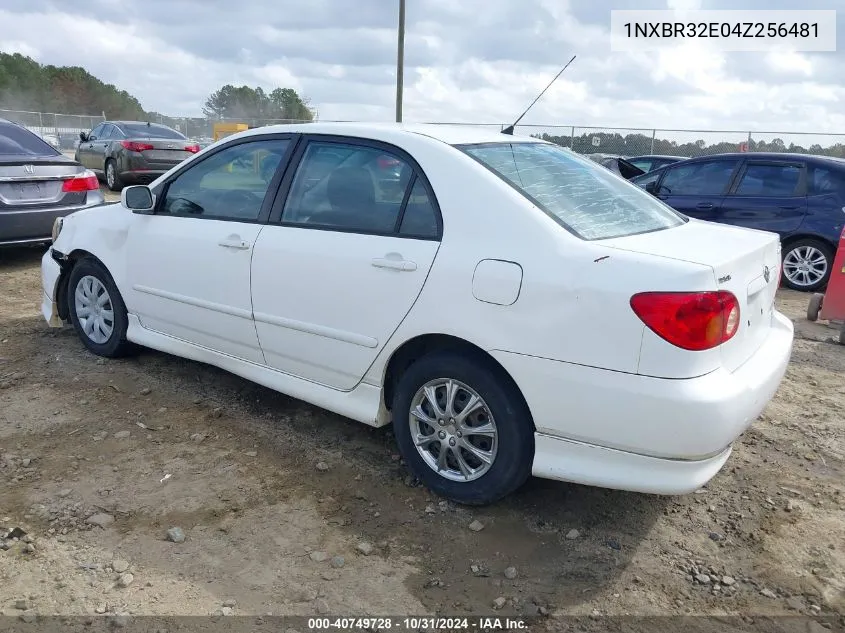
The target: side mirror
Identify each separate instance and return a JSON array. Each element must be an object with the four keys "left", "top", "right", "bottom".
[
  {"left": 122, "top": 185, "right": 155, "bottom": 214},
  {"left": 79, "top": 132, "right": 89, "bottom": 142}
]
